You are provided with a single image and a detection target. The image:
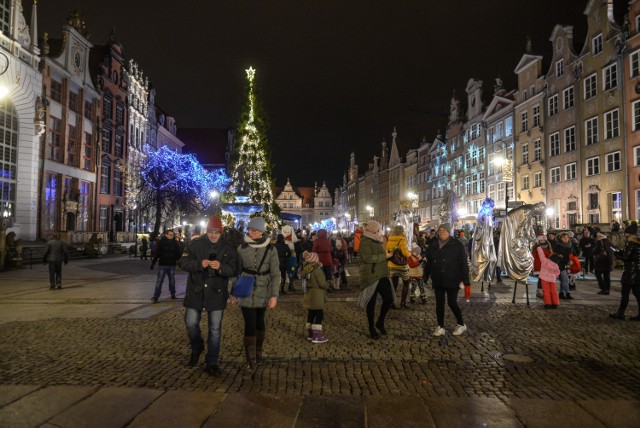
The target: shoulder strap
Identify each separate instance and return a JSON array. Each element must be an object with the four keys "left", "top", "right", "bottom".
[{"left": 256, "top": 245, "right": 271, "bottom": 272}]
